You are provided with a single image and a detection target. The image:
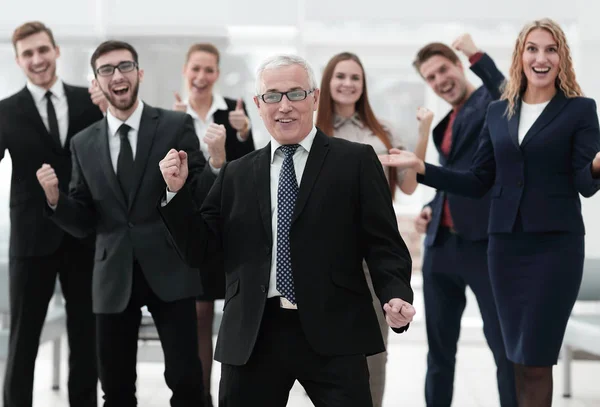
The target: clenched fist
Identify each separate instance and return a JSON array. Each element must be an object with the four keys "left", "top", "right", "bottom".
[
  {"left": 452, "top": 33, "right": 479, "bottom": 58},
  {"left": 415, "top": 206, "right": 432, "bottom": 234},
  {"left": 228, "top": 99, "right": 249, "bottom": 137},
  {"left": 204, "top": 123, "right": 226, "bottom": 168},
  {"left": 416, "top": 107, "right": 434, "bottom": 131},
  {"left": 159, "top": 149, "right": 189, "bottom": 193},
  {"left": 36, "top": 164, "right": 60, "bottom": 206}
]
